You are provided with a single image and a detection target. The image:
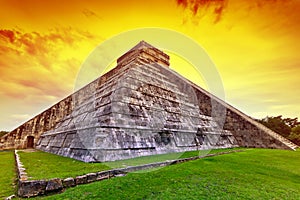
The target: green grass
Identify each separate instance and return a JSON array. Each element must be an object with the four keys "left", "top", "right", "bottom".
[
  {"left": 18, "top": 148, "right": 240, "bottom": 180},
  {"left": 0, "top": 150, "right": 16, "bottom": 198},
  {"left": 18, "top": 151, "right": 110, "bottom": 180},
  {"left": 36, "top": 148, "right": 300, "bottom": 200},
  {"left": 105, "top": 148, "right": 242, "bottom": 169}
]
